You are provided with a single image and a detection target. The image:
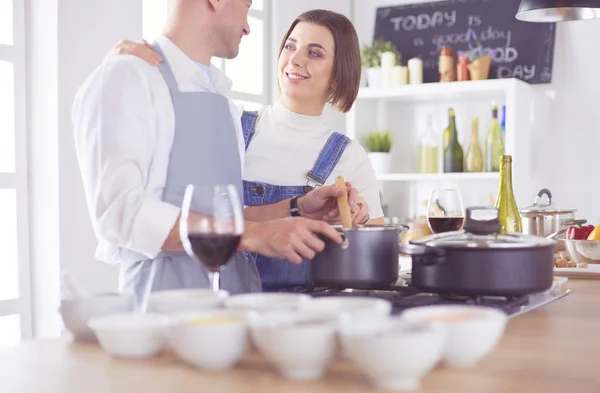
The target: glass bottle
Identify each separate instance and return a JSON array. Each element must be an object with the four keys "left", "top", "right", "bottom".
[
  {"left": 500, "top": 105, "right": 507, "bottom": 143},
  {"left": 485, "top": 102, "right": 505, "bottom": 172},
  {"left": 465, "top": 118, "right": 483, "bottom": 172},
  {"left": 456, "top": 52, "right": 470, "bottom": 81},
  {"left": 442, "top": 123, "right": 450, "bottom": 152},
  {"left": 439, "top": 46, "right": 455, "bottom": 82},
  {"left": 443, "top": 108, "right": 464, "bottom": 173},
  {"left": 494, "top": 155, "right": 522, "bottom": 234},
  {"left": 418, "top": 115, "right": 439, "bottom": 173}
]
